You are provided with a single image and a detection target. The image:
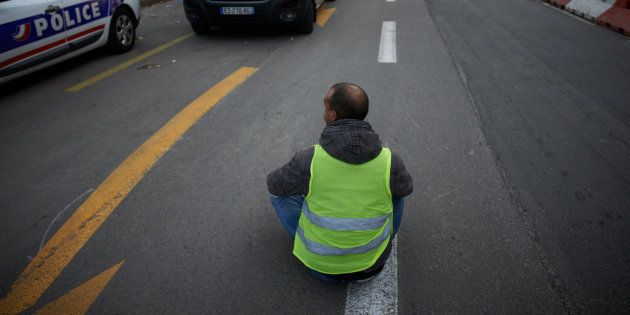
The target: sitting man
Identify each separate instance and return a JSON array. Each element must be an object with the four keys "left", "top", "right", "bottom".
[{"left": 267, "top": 82, "right": 413, "bottom": 283}]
